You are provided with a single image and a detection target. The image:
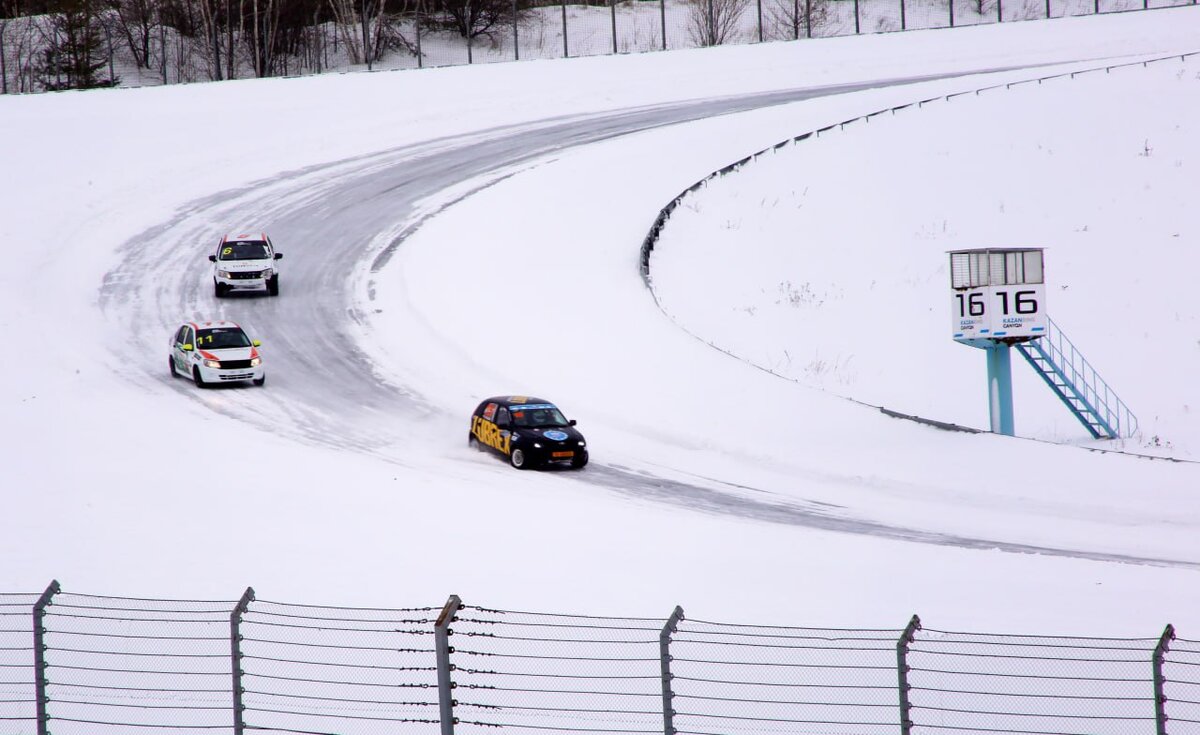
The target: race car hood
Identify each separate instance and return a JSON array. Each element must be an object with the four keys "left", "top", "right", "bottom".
[
  {"left": 520, "top": 426, "right": 585, "bottom": 444},
  {"left": 199, "top": 347, "right": 256, "bottom": 361},
  {"left": 215, "top": 259, "right": 271, "bottom": 272}
]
